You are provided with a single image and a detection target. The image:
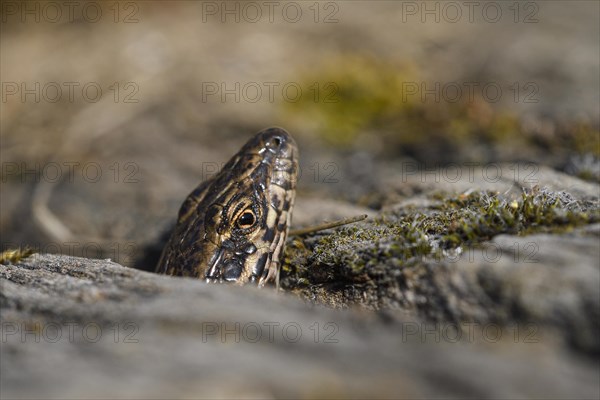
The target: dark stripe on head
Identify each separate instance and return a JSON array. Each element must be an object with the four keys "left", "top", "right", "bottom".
[
  {"left": 252, "top": 253, "right": 269, "bottom": 279},
  {"left": 262, "top": 227, "right": 275, "bottom": 242}
]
